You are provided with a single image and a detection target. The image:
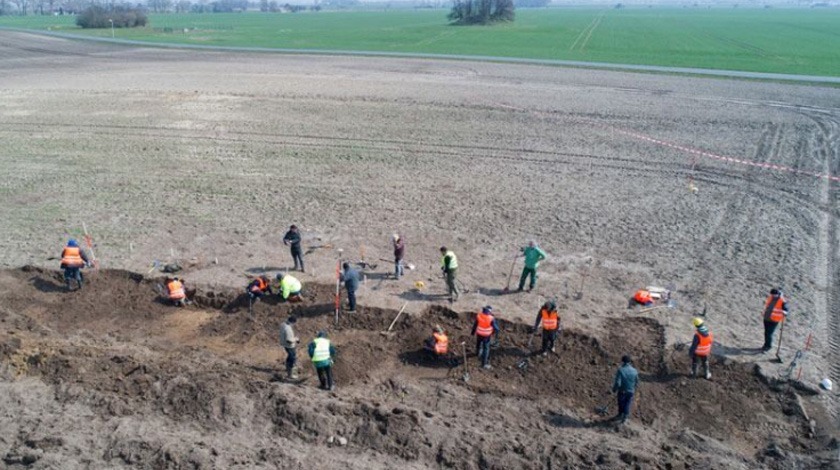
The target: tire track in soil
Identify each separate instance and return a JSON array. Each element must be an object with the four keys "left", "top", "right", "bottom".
[
  {"left": 808, "top": 113, "right": 840, "bottom": 420},
  {"left": 682, "top": 122, "right": 782, "bottom": 308}
]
